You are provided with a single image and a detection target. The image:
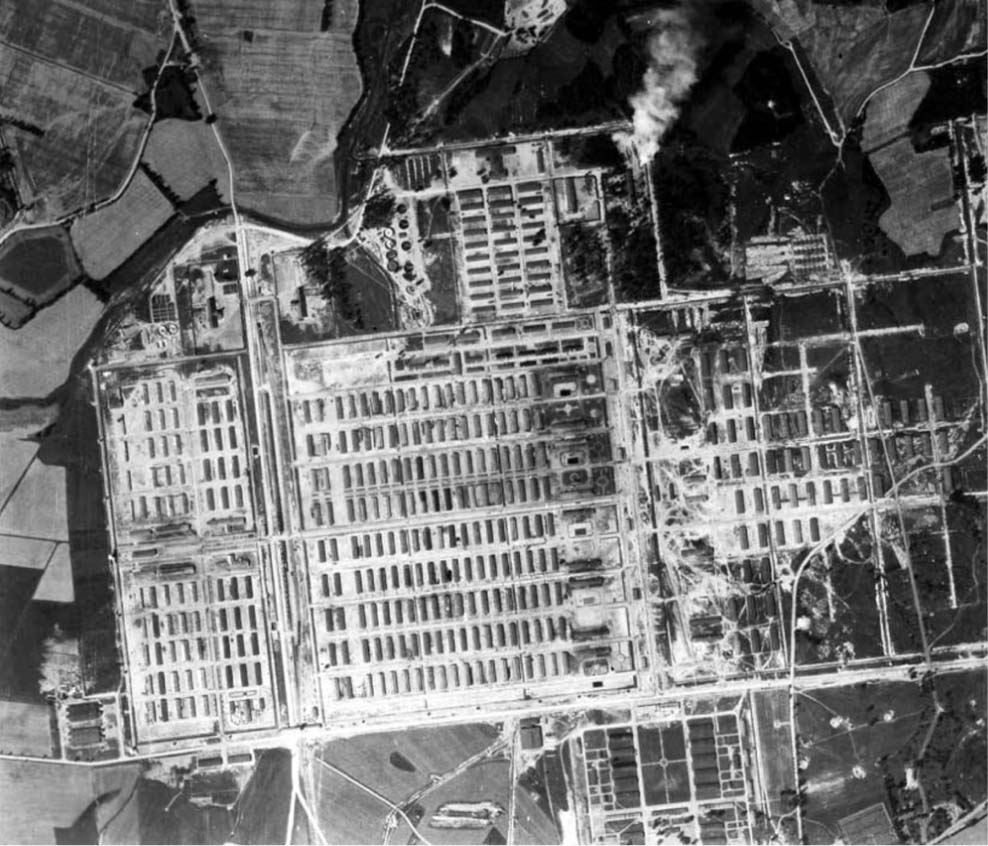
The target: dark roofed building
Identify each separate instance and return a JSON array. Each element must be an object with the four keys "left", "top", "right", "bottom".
[{"left": 519, "top": 718, "right": 543, "bottom": 750}]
